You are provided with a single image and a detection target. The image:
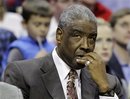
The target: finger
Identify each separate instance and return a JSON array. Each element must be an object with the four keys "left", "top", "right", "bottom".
[
  {"left": 76, "top": 59, "right": 87, "bottom": 65},
  {"left": 86, "top": 52, "right": 100, "bottom": 61}
]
